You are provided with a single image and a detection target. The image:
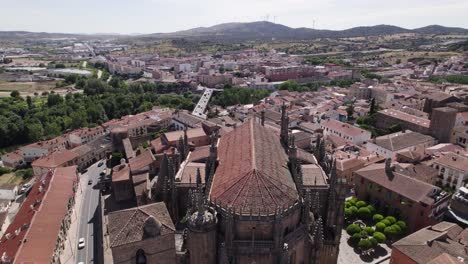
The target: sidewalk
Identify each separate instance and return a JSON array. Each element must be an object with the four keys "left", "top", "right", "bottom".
[{"left": 60, "top": 173, "right": 88, "bottom": 264}]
